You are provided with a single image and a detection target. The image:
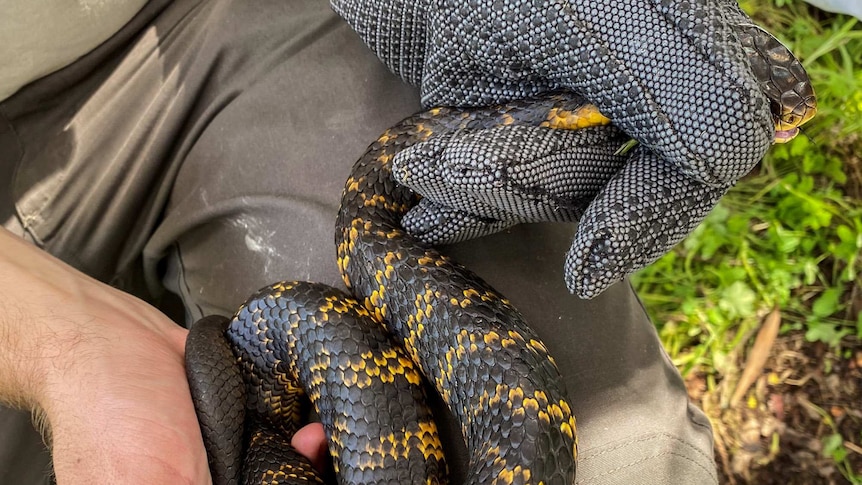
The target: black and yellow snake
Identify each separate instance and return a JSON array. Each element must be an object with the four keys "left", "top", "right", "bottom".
[{"left": 185, "top": 22, "right": 816, "bottom": 485}]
